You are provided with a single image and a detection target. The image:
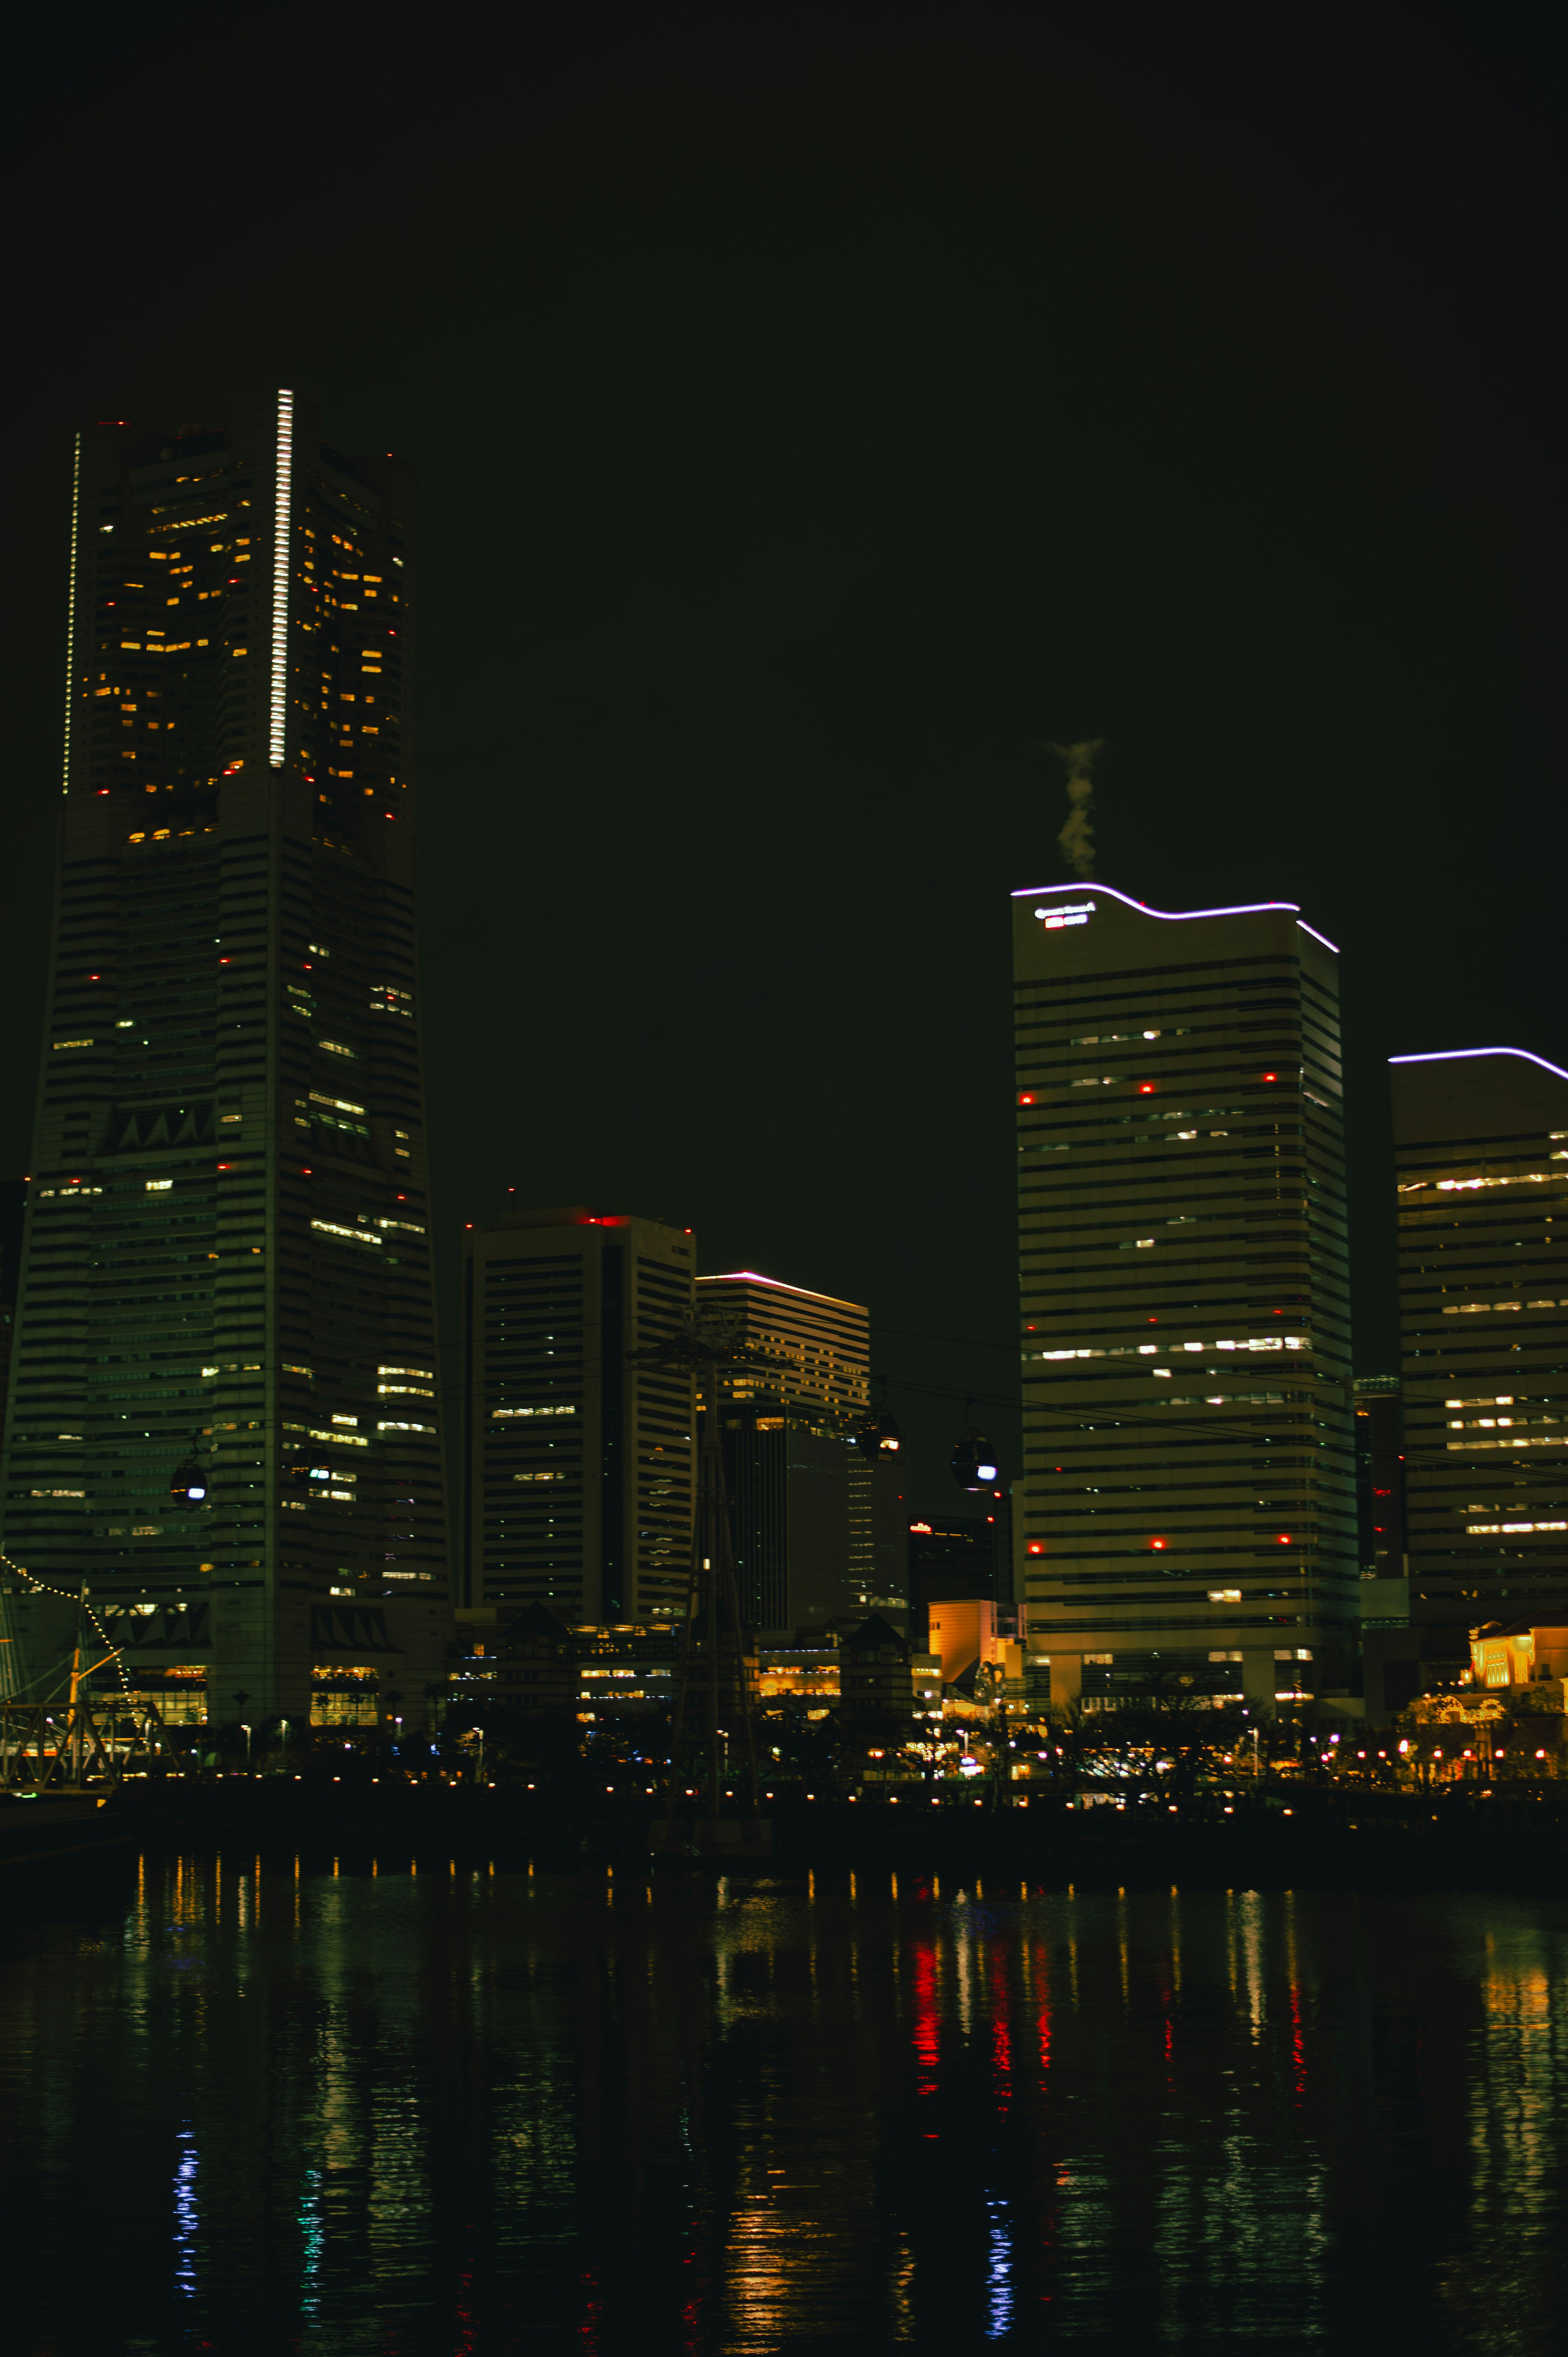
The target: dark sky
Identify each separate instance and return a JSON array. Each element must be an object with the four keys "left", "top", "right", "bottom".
[{"left": 4, "top": 2, "right": 1566, "bottom": 1518}]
